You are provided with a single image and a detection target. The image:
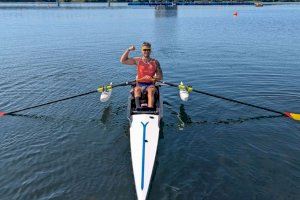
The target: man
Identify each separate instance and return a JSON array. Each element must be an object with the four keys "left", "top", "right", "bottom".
[{"left": 120, "top": 42, "right": 163, "bottom": 109}]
